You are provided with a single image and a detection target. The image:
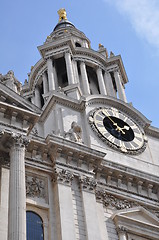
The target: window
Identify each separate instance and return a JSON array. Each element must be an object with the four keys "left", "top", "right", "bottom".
[
  {"left": 75, "top": 42, "right": 81, "bottom": 47},
  {"left": 26, "top": 211, "right": 44, "bottom": 240}
]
